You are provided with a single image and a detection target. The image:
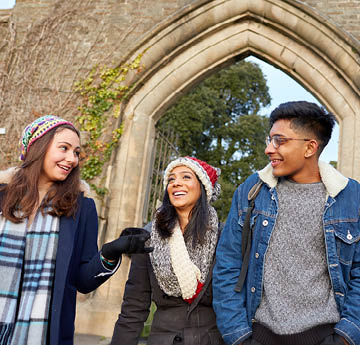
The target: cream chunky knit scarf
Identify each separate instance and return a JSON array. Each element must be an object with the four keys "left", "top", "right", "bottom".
[{"left": 149, "top": 206, "right": 218, "bottom": 300}]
